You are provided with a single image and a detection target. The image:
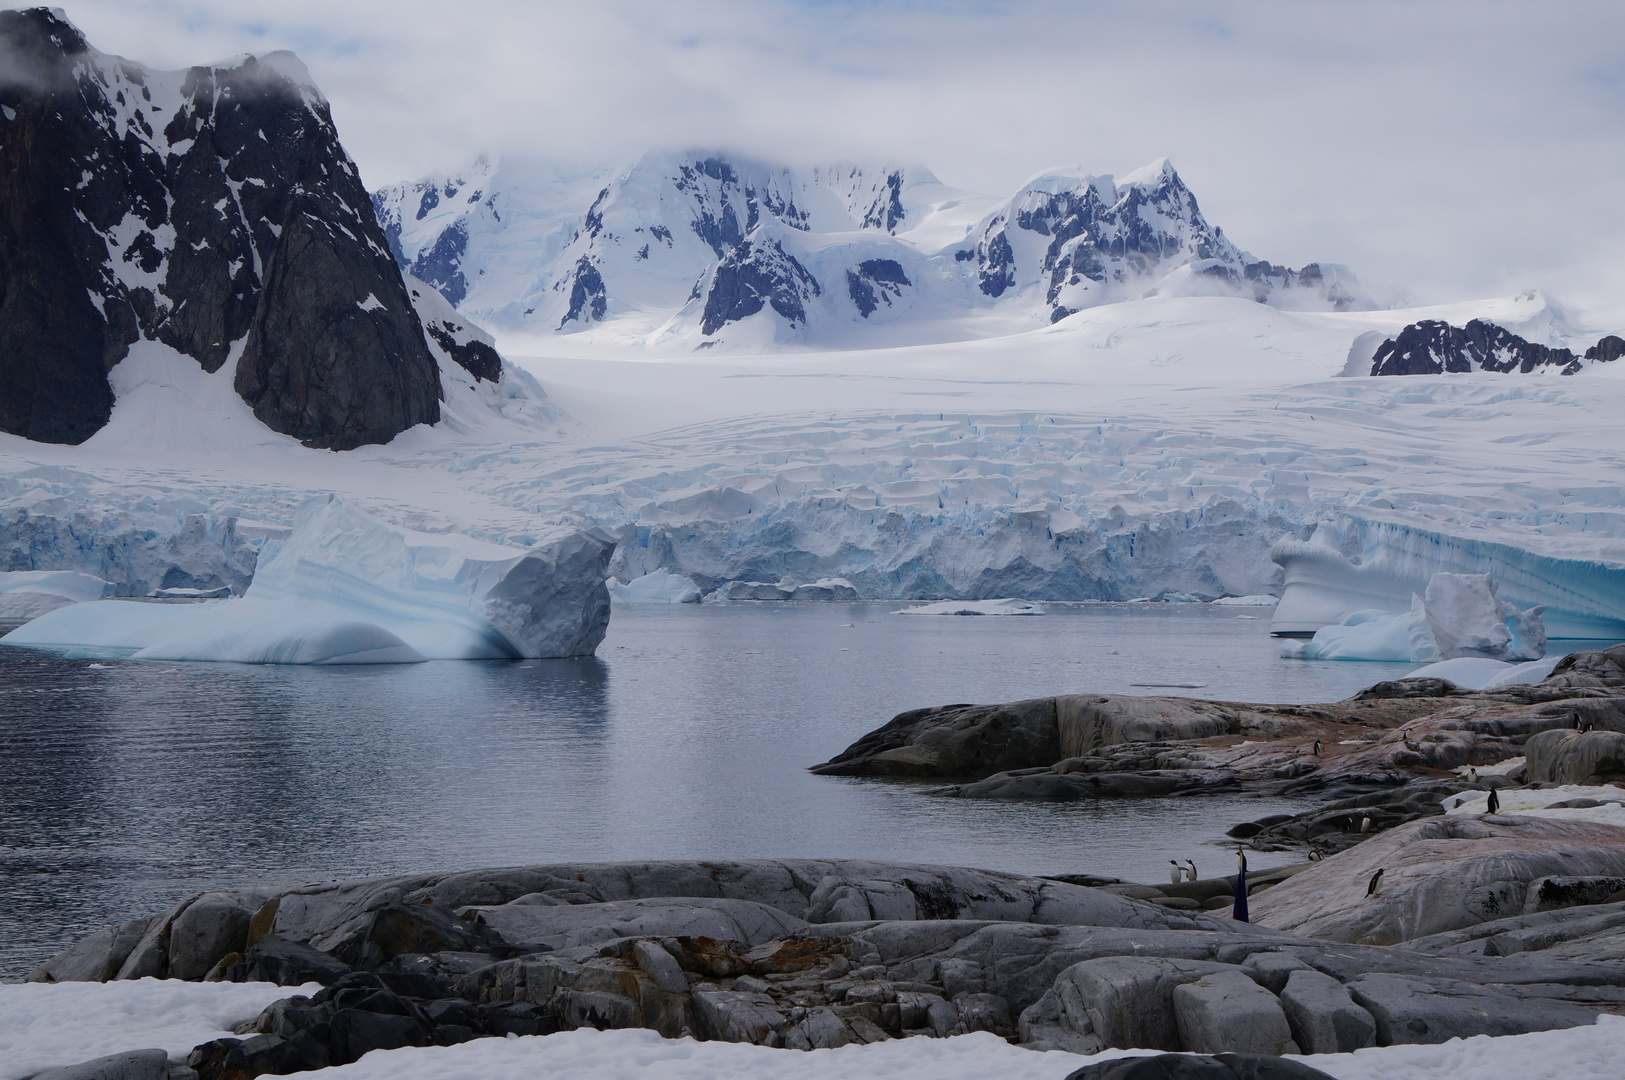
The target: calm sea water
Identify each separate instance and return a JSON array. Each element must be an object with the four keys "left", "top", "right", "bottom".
[{"left": 0, "top": 601, "right": 1458, "bottom": 978}]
